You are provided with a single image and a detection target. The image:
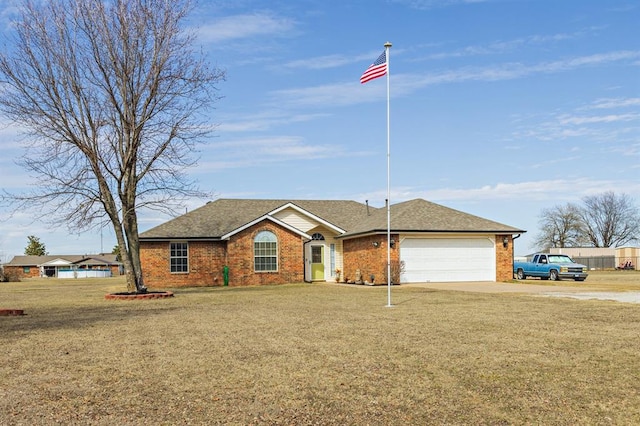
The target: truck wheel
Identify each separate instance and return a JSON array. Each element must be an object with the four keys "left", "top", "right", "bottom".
[
  {"left": 549, "top": 270, "right": 559, "bottom": 281},
  {"left": 516, "top": 269, "right": 525, "bottom": 280}
]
